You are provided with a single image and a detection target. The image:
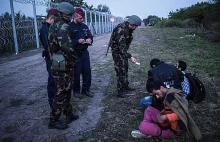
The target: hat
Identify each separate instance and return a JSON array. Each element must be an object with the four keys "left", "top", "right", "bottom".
[
  {"left": 75, "top": 8, "right": 85, "bottom": 17},
  {"left": 47, "top": 9, "right": 58, "bottom": 17}
]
